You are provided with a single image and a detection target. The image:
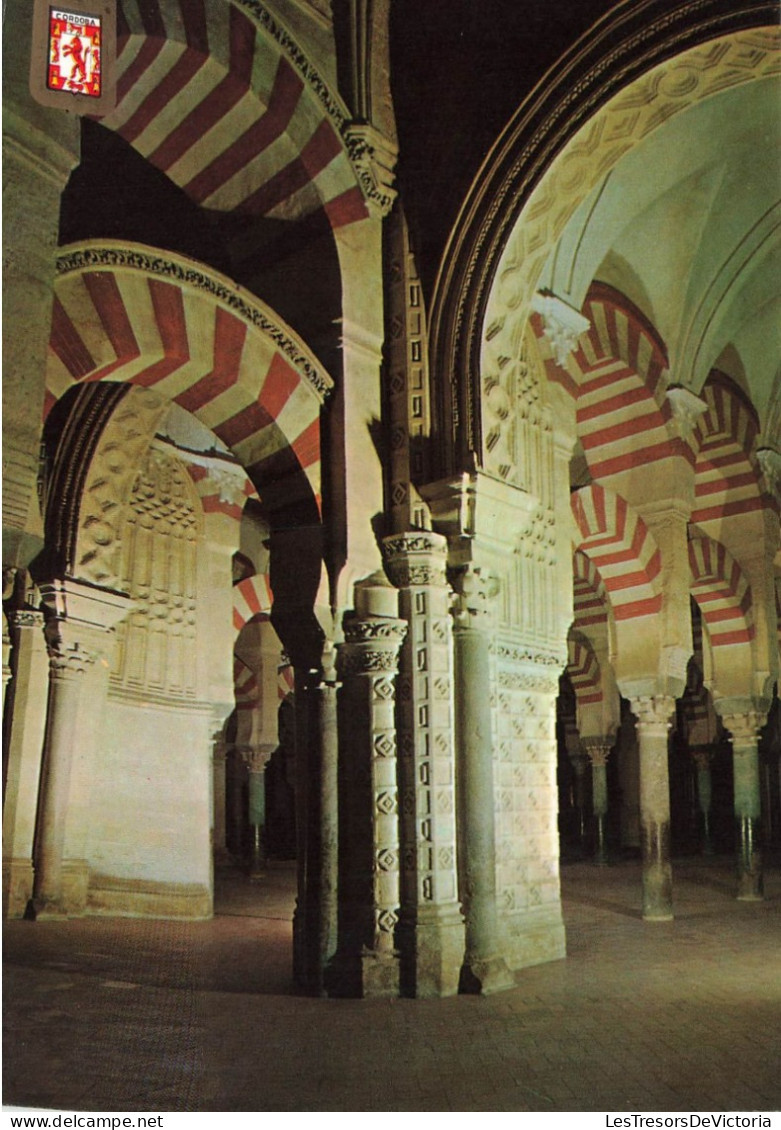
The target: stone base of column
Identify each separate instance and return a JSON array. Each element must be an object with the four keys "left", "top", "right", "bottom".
[
  {"left": 2, "top": 858, "right": 34, "bottom": 918},
  {"left": 641, "top": 820, "right": 673, "bottom": 921},
  {"left": 736, "top": 817, "right": 763, "bottom": 901},
  {"left": 398, "top": 907, "right": 465, "bottom": 999},
  {"left": 459, "top": 952, "right": 515, "bottom": 995},
  {"left": 31, "top": 859, "right": 90, "bottom": 919},
  {"left": 326, "top": 947, "right": 401, "bottom": 999}
]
